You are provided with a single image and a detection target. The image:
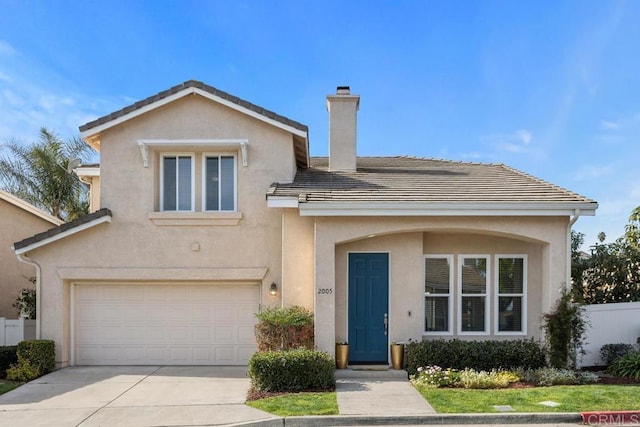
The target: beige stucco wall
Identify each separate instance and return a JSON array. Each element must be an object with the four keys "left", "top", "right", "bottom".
[
  {"left": 281, "top": 209, "right": 314, "bottom": 309},
  {"left": 88, "top": 176, "right": 100, "bottom": 212},
  {"left": 26, "top": 94, "right": 299, "bottom": 366},
  {"left": 0, "top": 200, "right": 56, "bottom": 317},
  {"left": 311, "top": 215, "right": 569, "bottom": 357}
]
